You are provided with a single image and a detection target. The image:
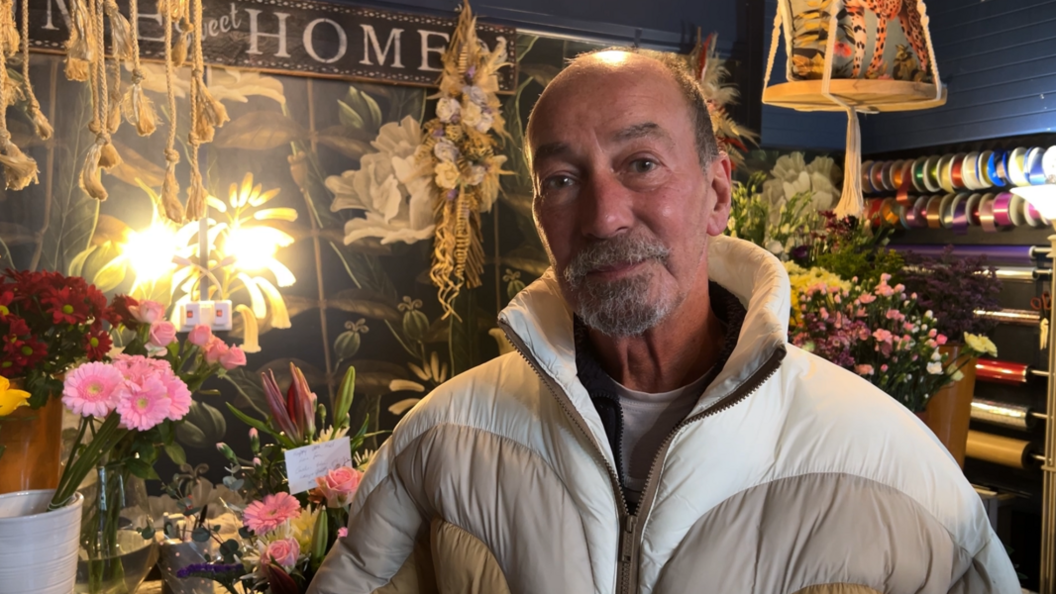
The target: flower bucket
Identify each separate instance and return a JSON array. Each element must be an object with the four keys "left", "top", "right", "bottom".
[
  {"left": 923, "top": 344, "right": 977, "bottom": 468},
  {"left": 0, "top": 489, "right": 84, "bottom": 594},
  {"left": 0, "top": 390, "right": 64, "bottom": 495}
]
